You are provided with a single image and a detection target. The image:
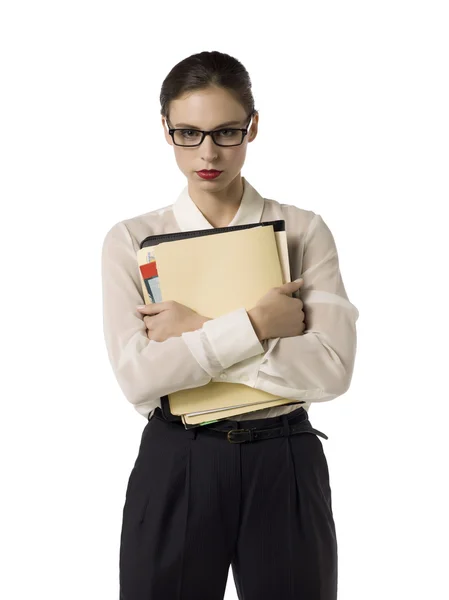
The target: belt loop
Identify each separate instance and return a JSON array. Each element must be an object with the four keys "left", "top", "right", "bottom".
[
  {"left": 281, "top": 415, "right": 290, "bottom": 437},
  {"left": 188, "top": 428, "right": 198, "bottom": 440}
]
